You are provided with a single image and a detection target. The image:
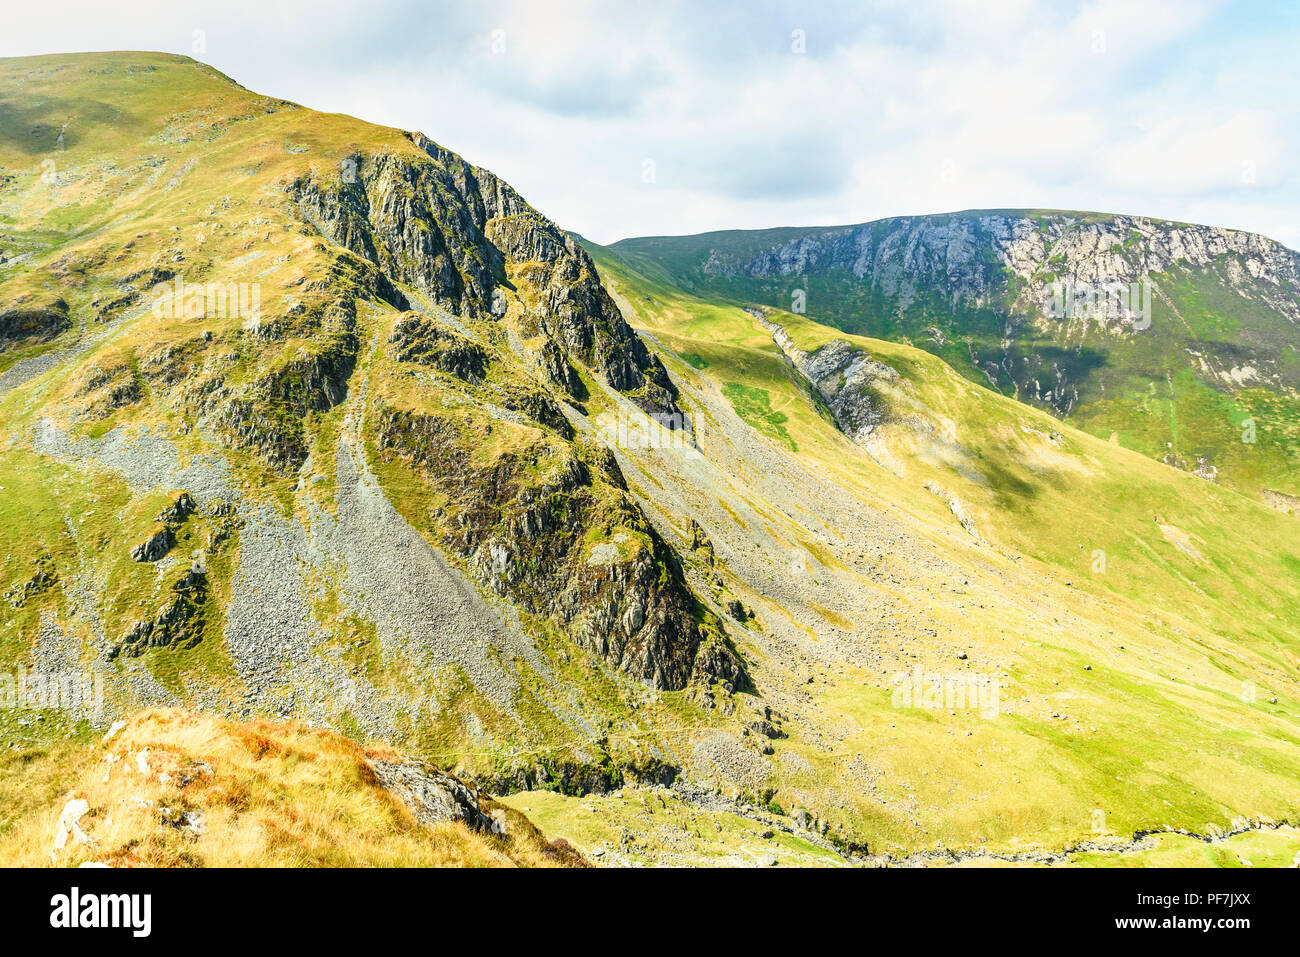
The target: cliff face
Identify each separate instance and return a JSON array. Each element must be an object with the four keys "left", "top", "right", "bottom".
[
  {"left": 290, "top": 132, "right": 678, "bottom": 416},
  {"left": 617, "top": 212, "right": 1300, "bottom": 496},
  {"left": 370, "top": 313, "right": 741, "bottom": 692},
  {"left": 702, "top": 214, "right": 1300, "bottom": 326},
  {"left": 281, "top": 133, "right": 733, "bottom": 692}
]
